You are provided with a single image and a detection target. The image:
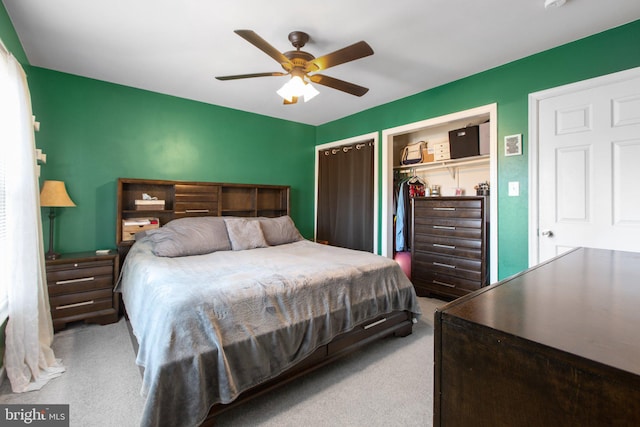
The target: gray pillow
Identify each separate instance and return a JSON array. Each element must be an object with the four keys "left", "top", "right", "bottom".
[
  {"left": 259, "top": 216, "right": 304, "bottom": 246},
  {"left": 144, "top": 216, "right": 231, "bottom": 257},
  {"left": 224, "top": 217, "right": 268, "bottom": 251}
]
